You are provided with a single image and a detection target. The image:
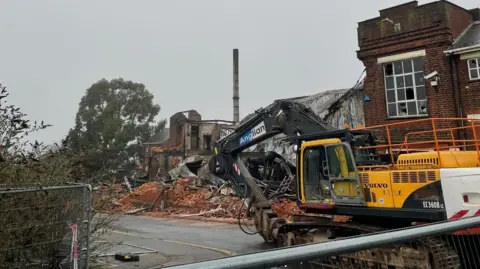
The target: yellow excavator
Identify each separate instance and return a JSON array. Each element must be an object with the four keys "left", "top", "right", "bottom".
[{"left": 211, "top": 99, "right": 480, "bottom": 268}]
